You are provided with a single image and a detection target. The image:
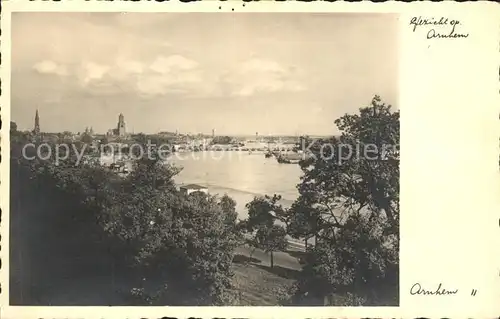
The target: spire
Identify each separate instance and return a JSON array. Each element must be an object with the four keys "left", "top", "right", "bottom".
[{"left": 34, "top": 109, "right": 40, "bottom": 135}]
